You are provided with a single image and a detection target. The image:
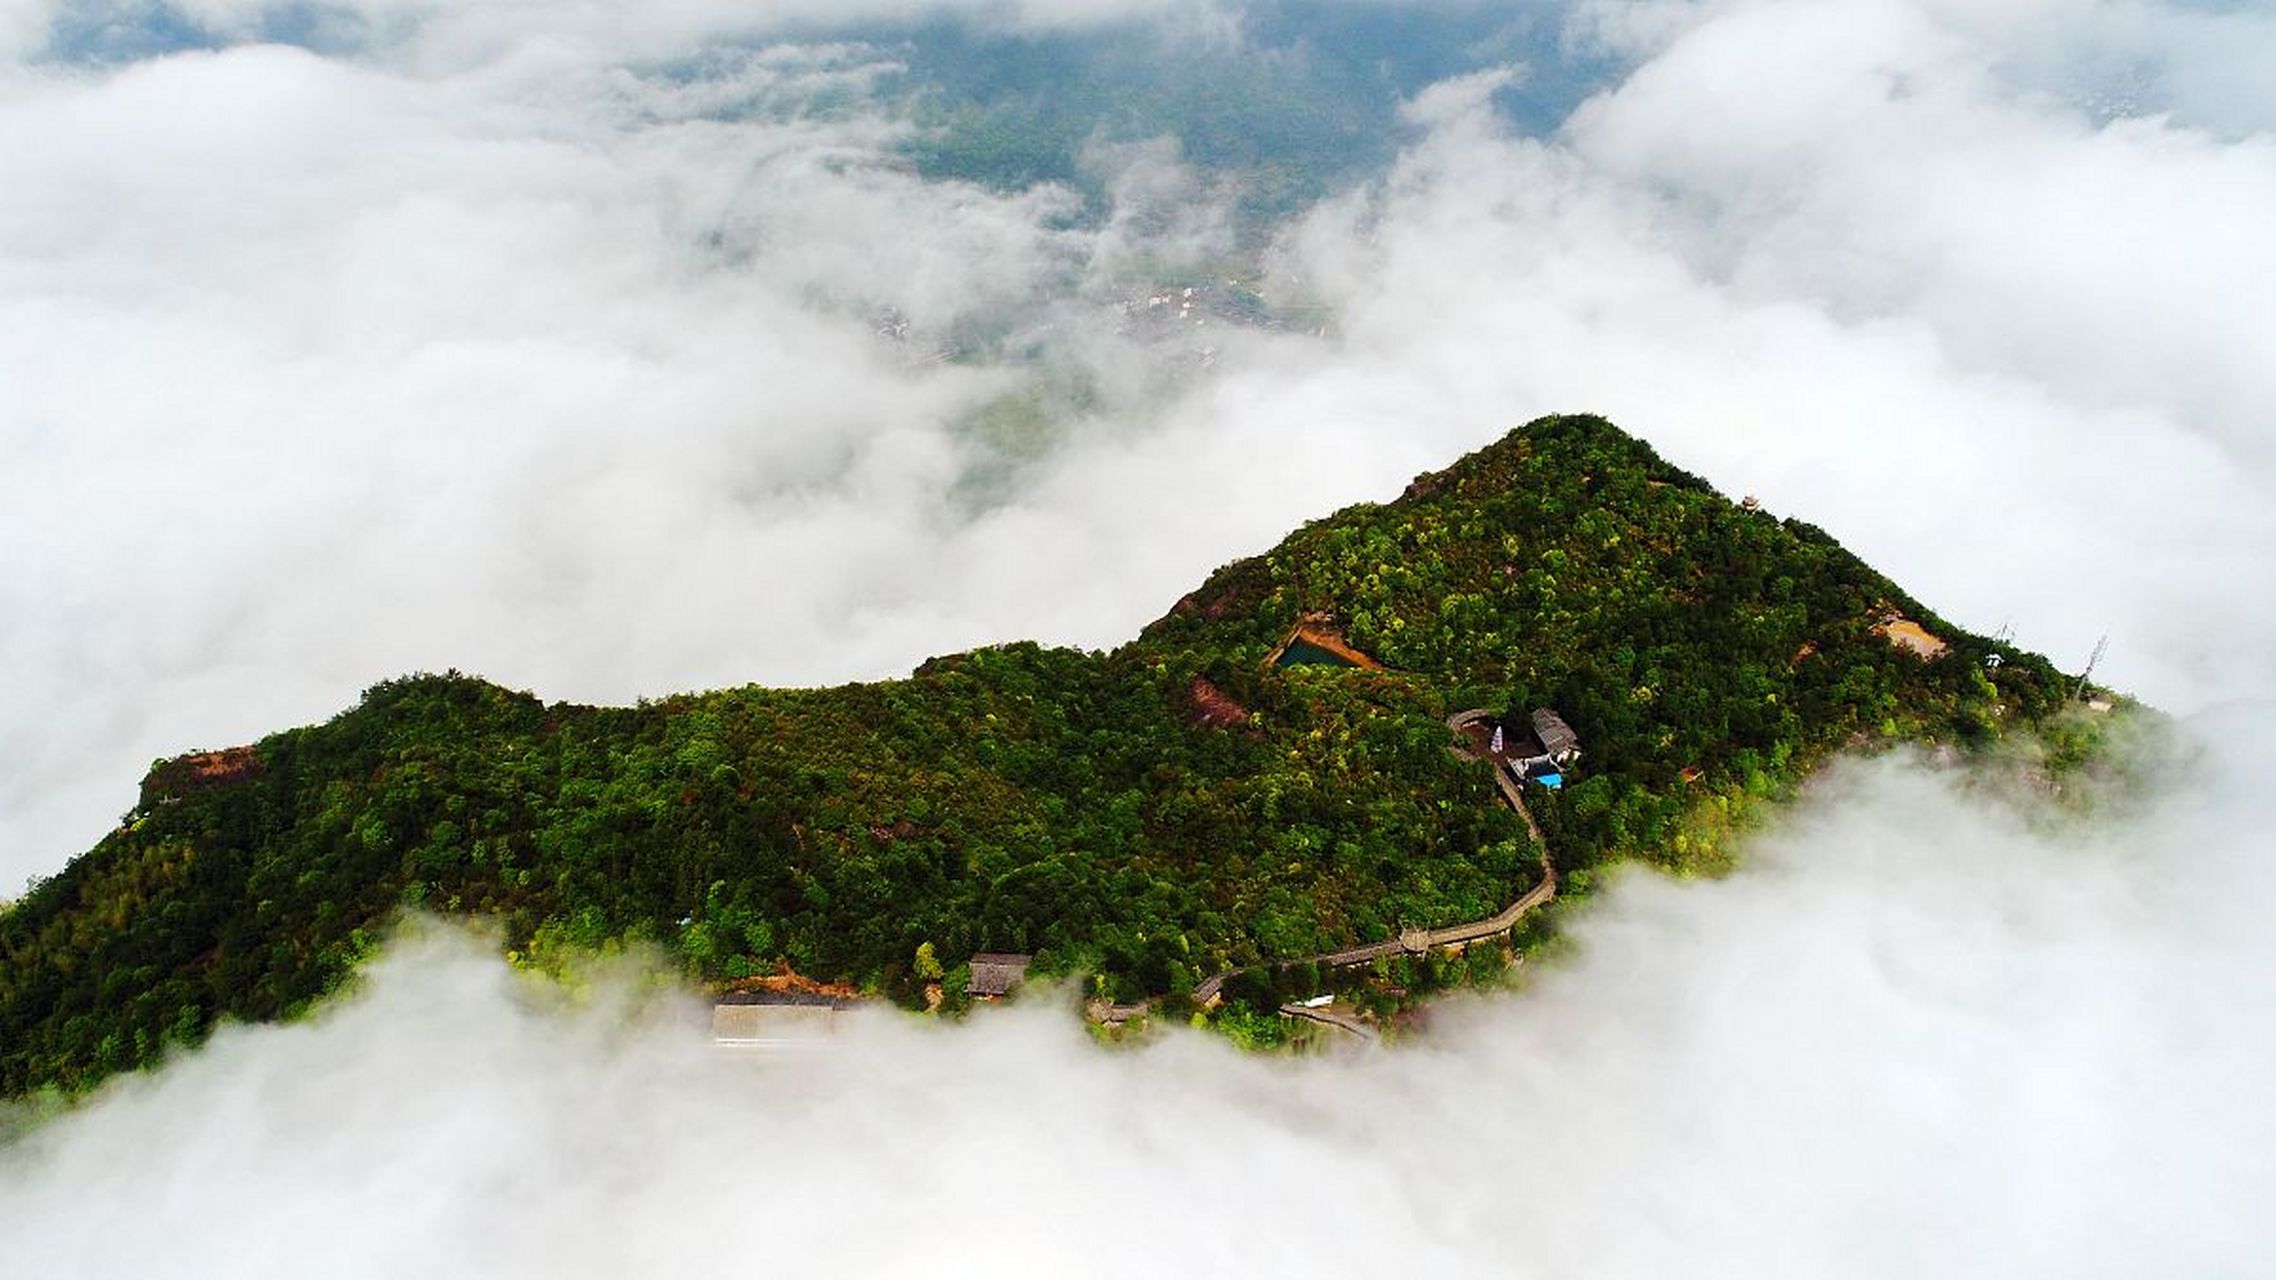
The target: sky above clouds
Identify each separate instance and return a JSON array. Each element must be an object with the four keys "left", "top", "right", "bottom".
[{"left": 2, "top": 1, "right": 2274, "bottom": 1269}]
